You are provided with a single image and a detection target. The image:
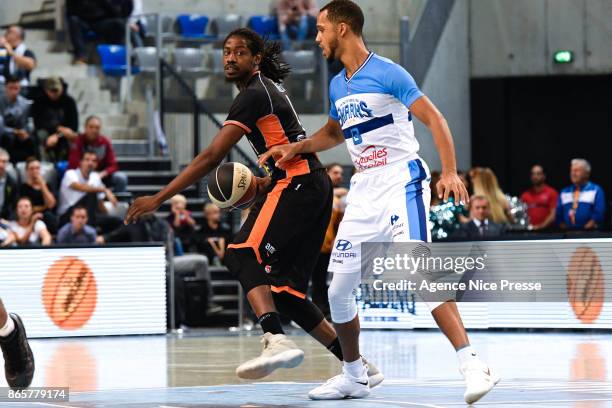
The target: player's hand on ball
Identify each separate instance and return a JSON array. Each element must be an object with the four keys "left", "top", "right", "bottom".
[
  {"left": 125, "top": 195, "right": 161, "bottom": 224},
  {"left": 257, "top": 144, "right": 301, "bottom": 170},
  {"left": 255, "top": 176, "right": 271, "bottom": 195},
  {"left": 437, "top": 172, "right": 469, "bottom": 205}
]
